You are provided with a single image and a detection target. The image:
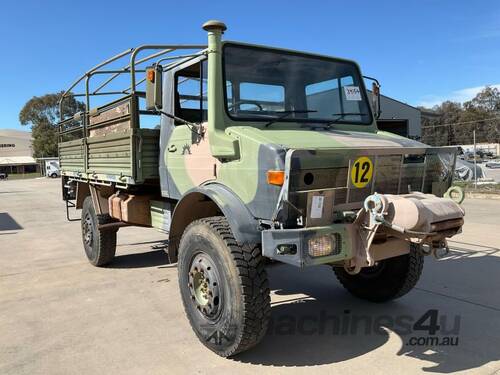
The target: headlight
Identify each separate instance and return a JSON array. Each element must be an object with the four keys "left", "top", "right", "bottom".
[{"left": 308, "top": 234, "right": 337, "bottom": 257}]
